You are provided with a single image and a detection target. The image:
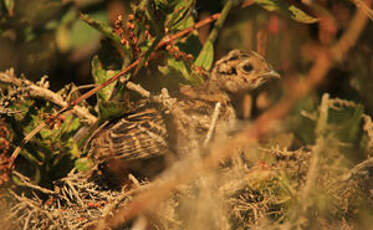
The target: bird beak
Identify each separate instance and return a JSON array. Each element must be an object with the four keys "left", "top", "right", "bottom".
[{"left": 260, "top": 70, "right": 281, "bottom": 79}]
